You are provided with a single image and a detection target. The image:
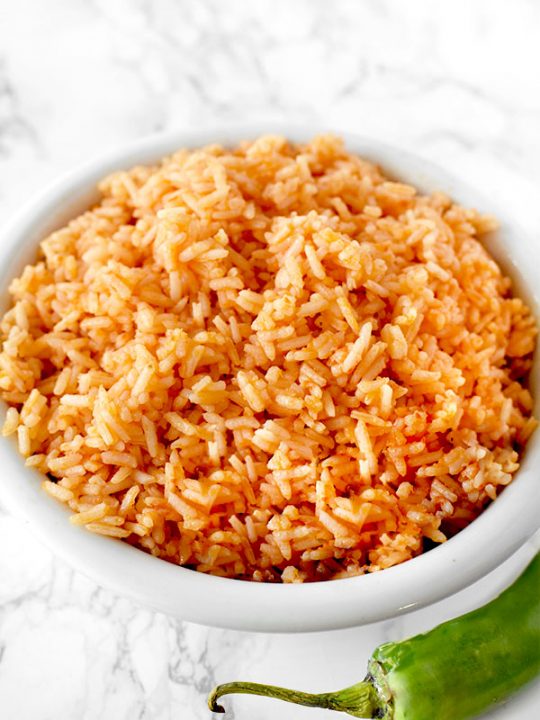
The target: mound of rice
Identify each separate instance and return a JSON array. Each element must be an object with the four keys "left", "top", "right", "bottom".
[{"left": 0, "top": 135, "right": 537, "bottom": 582}]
